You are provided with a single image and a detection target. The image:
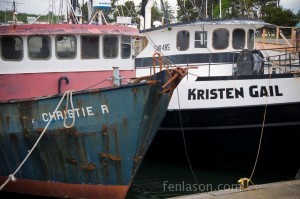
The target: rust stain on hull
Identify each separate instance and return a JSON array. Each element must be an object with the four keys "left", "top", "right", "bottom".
[
  {"left": 81, "top": 162, "right": 96, "bottom": 170},
  {"left": 65, "top": 157, "right": 77, "bottom": 165},
  {"left": 99, "top": 153, "right": 122, "bottom": 161}
]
